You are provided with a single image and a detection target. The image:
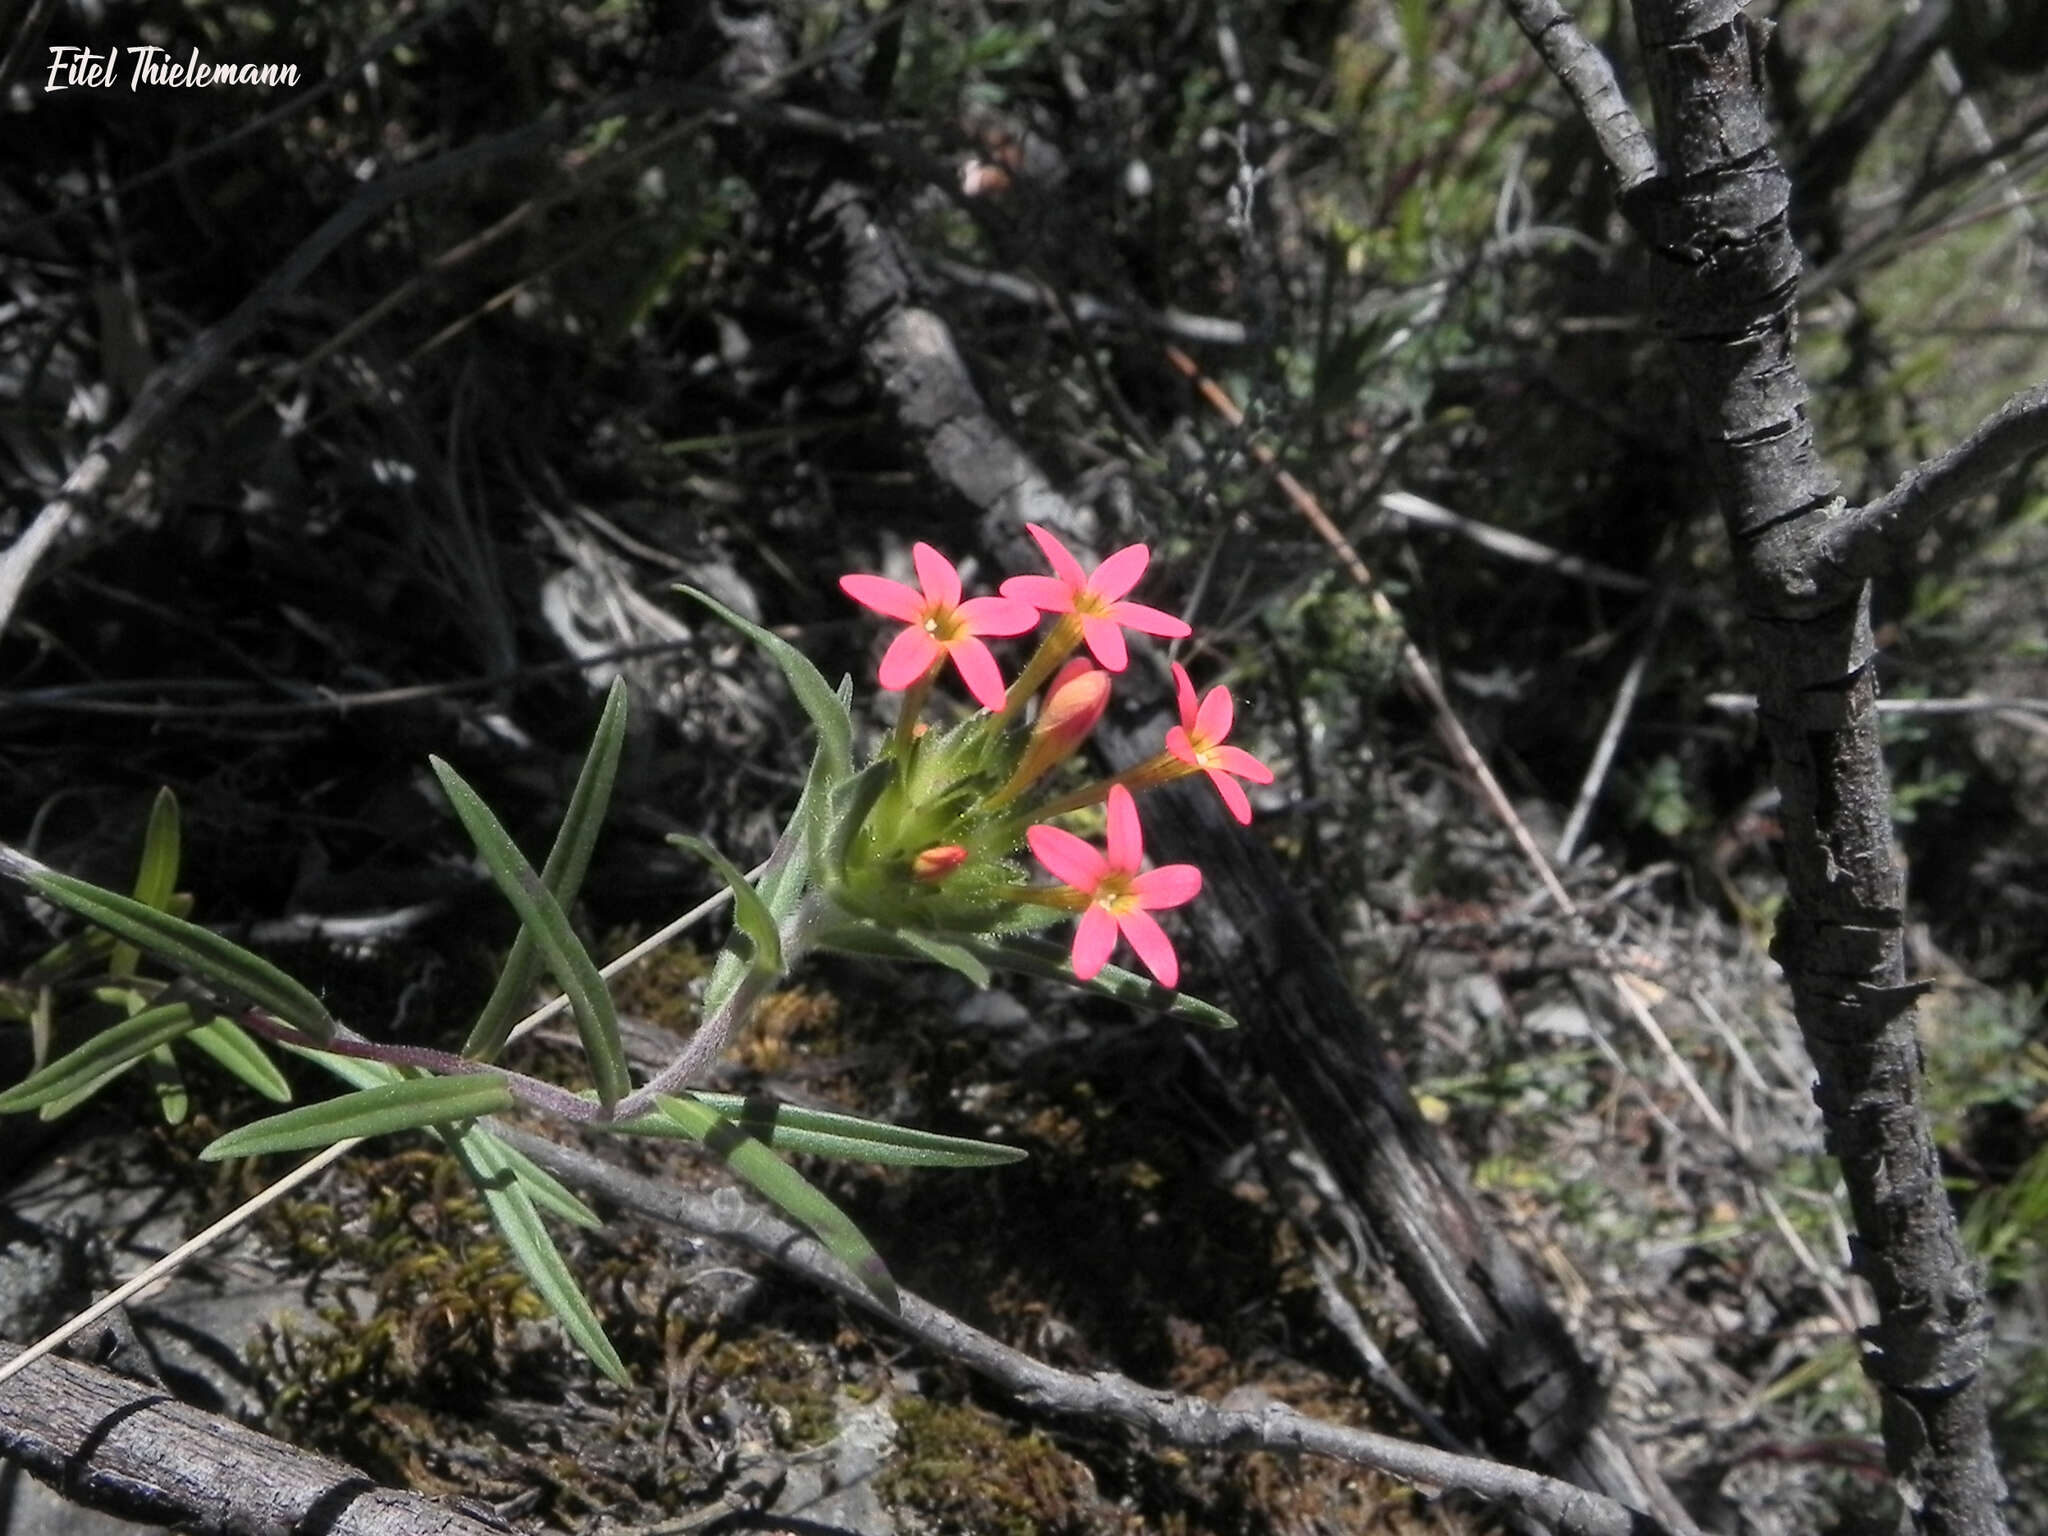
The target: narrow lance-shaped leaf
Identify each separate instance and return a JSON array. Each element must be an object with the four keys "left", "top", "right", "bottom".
[
  {"left": 670, "top": 835, "right": 783, "bottom": 976},
  {"left": 21, "top": 871, "right": 336, "bottom": 1041},
  {"left": 964, "top": 934, "right": 1239, "bottom": 1031},
  {"left": 200, "top": 1074, "right": 516, "bottom": 1160},
  {"left": 113, "top": 788, "right": 182, "bottom": 979},
  {"left": 813, "top": 920, "right": 995, "bottom": 992},
  {"left": 185, "top": 1018, "right": 293, "bottom": 1103},
  {"left": 657, "top": 1094, "right": 898, "bottom": 1310},
  {"left": 0, "top": 1002, "right": 205, "bottom": 1114},
  {"left": 144, "top": 1045, "right": 189, "bottom": 1125},
  {"left": 464, "top": 679, "right": 630, "bottom": 1062},
  {"left": 430, "top": 758, "right": 630, "bottom": 1108},
  {"left": 446, "top": 1123, "right": 628, "bottom": 1384},
  {"left": 698, "top": 680, "right": 850, "bottom": 1022},
  {"left": 279, "top": 1045, "right": 601, "bottom": 1230},
  {"left": 612, "top": 1091, "right": 1025, "bottom": 1168},
  {"left": 675, "top": 585, "right": 851, "bottom": 785}
]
